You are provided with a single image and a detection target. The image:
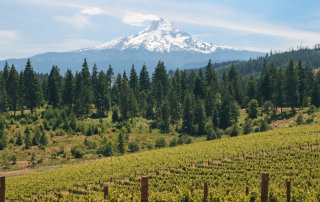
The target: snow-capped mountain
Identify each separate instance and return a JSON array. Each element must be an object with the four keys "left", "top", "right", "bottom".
[
  {"left": 78, "top": 18, "right": 233, "bottom": 54},
  {"left": 0, "top": 18, "right": 264, "bottom": 74}
]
